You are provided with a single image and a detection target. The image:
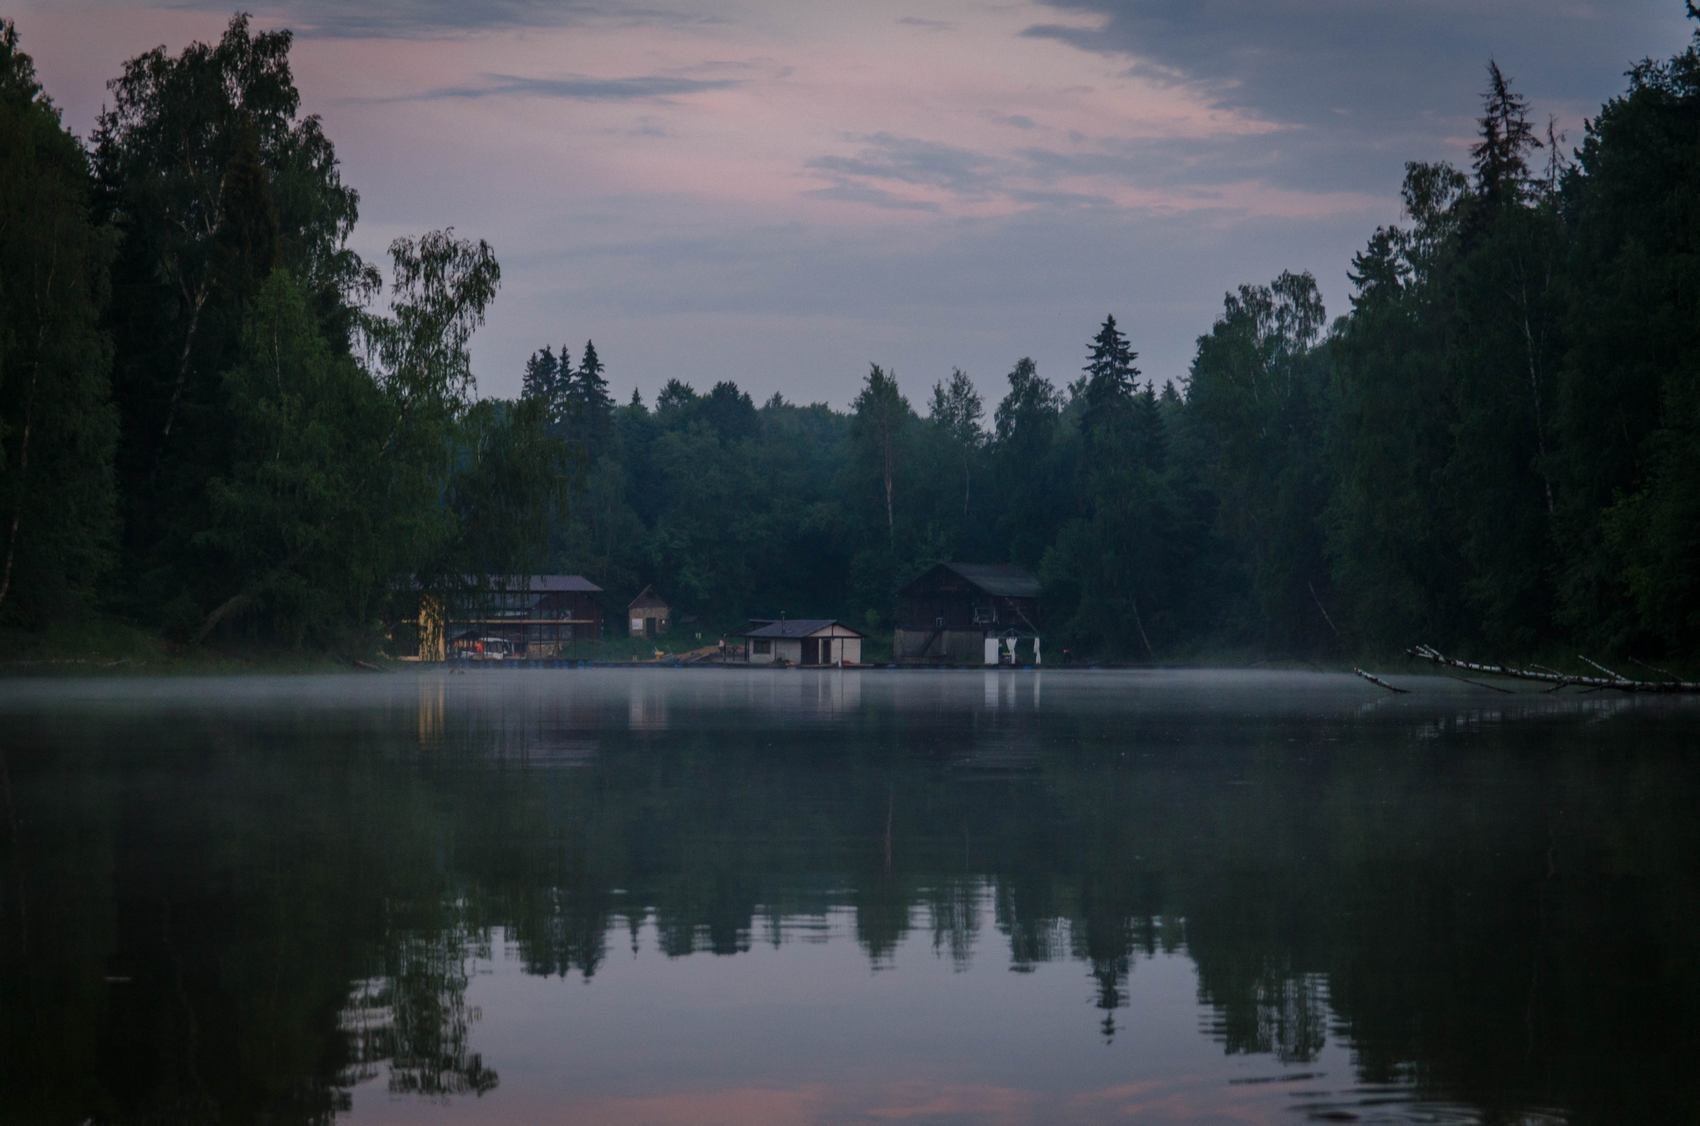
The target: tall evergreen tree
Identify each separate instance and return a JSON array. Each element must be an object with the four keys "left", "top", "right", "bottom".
[
  {"left": 520, "top": 346, "right": 562, "bottom": 415},
  {"left": 1081, "top": 315, "right": 1140, "bottom": 429},
  {"left": 1471, "top": 60, "right": 1541, "bottom": 210},
  {"left": 564, "top": 339, "right": 612, "bottom": 457}
]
